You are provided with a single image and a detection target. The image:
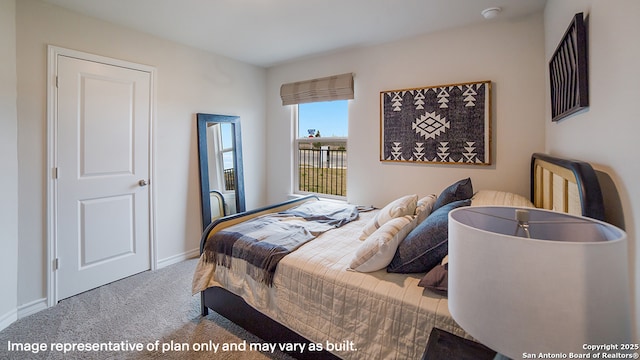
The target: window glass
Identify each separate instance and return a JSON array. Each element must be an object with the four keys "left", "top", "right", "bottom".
[
  {"left": 220, "top": 123, "right": 233, "bottom": 149},
  {"left": 298, "top": 100, "right": 348, "bottom": 138},
  {"left": 219, "top": 123, "right": 235, "bottom": 191},
  {"left": 295, "top": 100, "right": 348, "bottom": 198}
]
